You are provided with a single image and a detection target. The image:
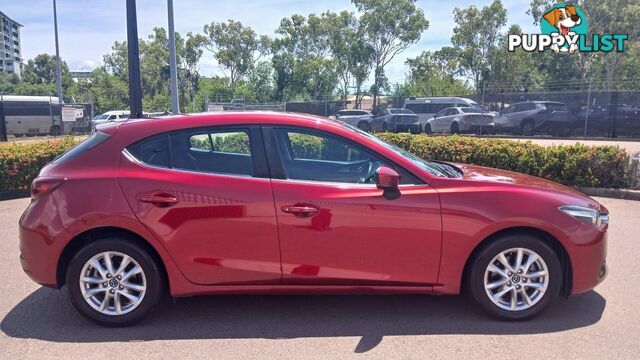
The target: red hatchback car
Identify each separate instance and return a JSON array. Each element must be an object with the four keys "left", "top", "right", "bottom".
[{"left": 19, "top": 112, "right": 608, "bottom": 325}]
